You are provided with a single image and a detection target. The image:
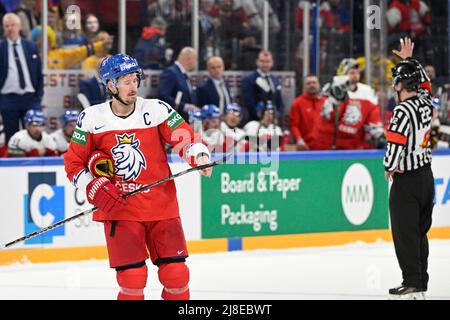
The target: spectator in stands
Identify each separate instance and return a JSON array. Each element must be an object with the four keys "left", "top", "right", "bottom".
[
  {"left": 62, "top": 11, "right": 84, "bottom": 50},
  {"left": 157, "top": 46, "right": 200, "bottom": 121},
  {"left": 50, "top": 109, "right": 79, "bottom": 155},
  {"left": 197, "top": 56, "right": 232, "bottom": 113},
  {"left": 80, "top": 14, "right": 100, "bottom": 45},
  {"left": 290, "top": 75, "right": 326, "bottom": 151},
  {"left": 310, "top": 75, "right": 386, "bottom": 151},
  {"left": 386, "top": 0, "right": 431, "bottom": 54},
  {"left": 81, "top": 31, "right": 113, "bottom": 71},
  {"left": 215, "top": 0, "right": 258, "bottom": 70},
  {"left": 0, "top": 13, "right": 43, "bottom": 145},
  {"left": 133, "top": 16, "right": 169, "bottom": 70},
  {"left": 31, "top": 25, "right": 113, "bottom": 69},
  {"left": 424, "top": 64, "right": 449, "bottom": 97},
  {"left": 336, "top": 58, "right": 378, "bottom": 105},
  {"left": 7, "top": 109, "right": 57, "bottom": 157},
  {"left": 235, "top": 0, "right": 280, "bottom": 35},
  {"left": 221, "top": 102, "right": 247, "bottom": 152},
  {"left": 328, "top": 0, "right": 351, "bottom": 34},
  {"left": 79, "top": 58, "right": 108, "bottom": 107},
  {"left": 241, "top": 50, "right": 284, "bottom": 124},
  {"left": 356, "top": 54, "right": 395, "bottom": 92},
  {"left": 198, "top": 0, "right": 218, "bottom": 68},
  {"left": 14, "top": 0, "right": 38, "bottom": 40},
  {"left": 244, "top": 100, "right": 283, "bottom": 152}
]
